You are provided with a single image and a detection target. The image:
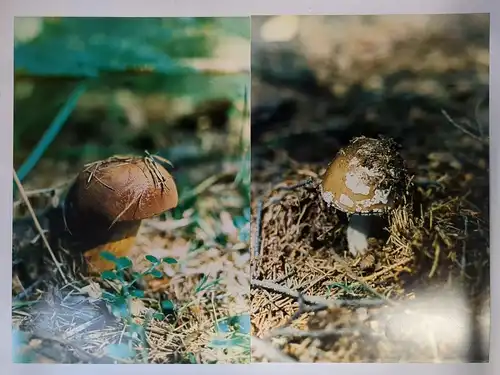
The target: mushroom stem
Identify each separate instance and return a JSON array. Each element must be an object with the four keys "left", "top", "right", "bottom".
[
  {"left": 76, "top": 220, "right": 142, "bottom": 273},
  {"left": 346, "top": 214, "right": 372, "bottom": 256}
]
